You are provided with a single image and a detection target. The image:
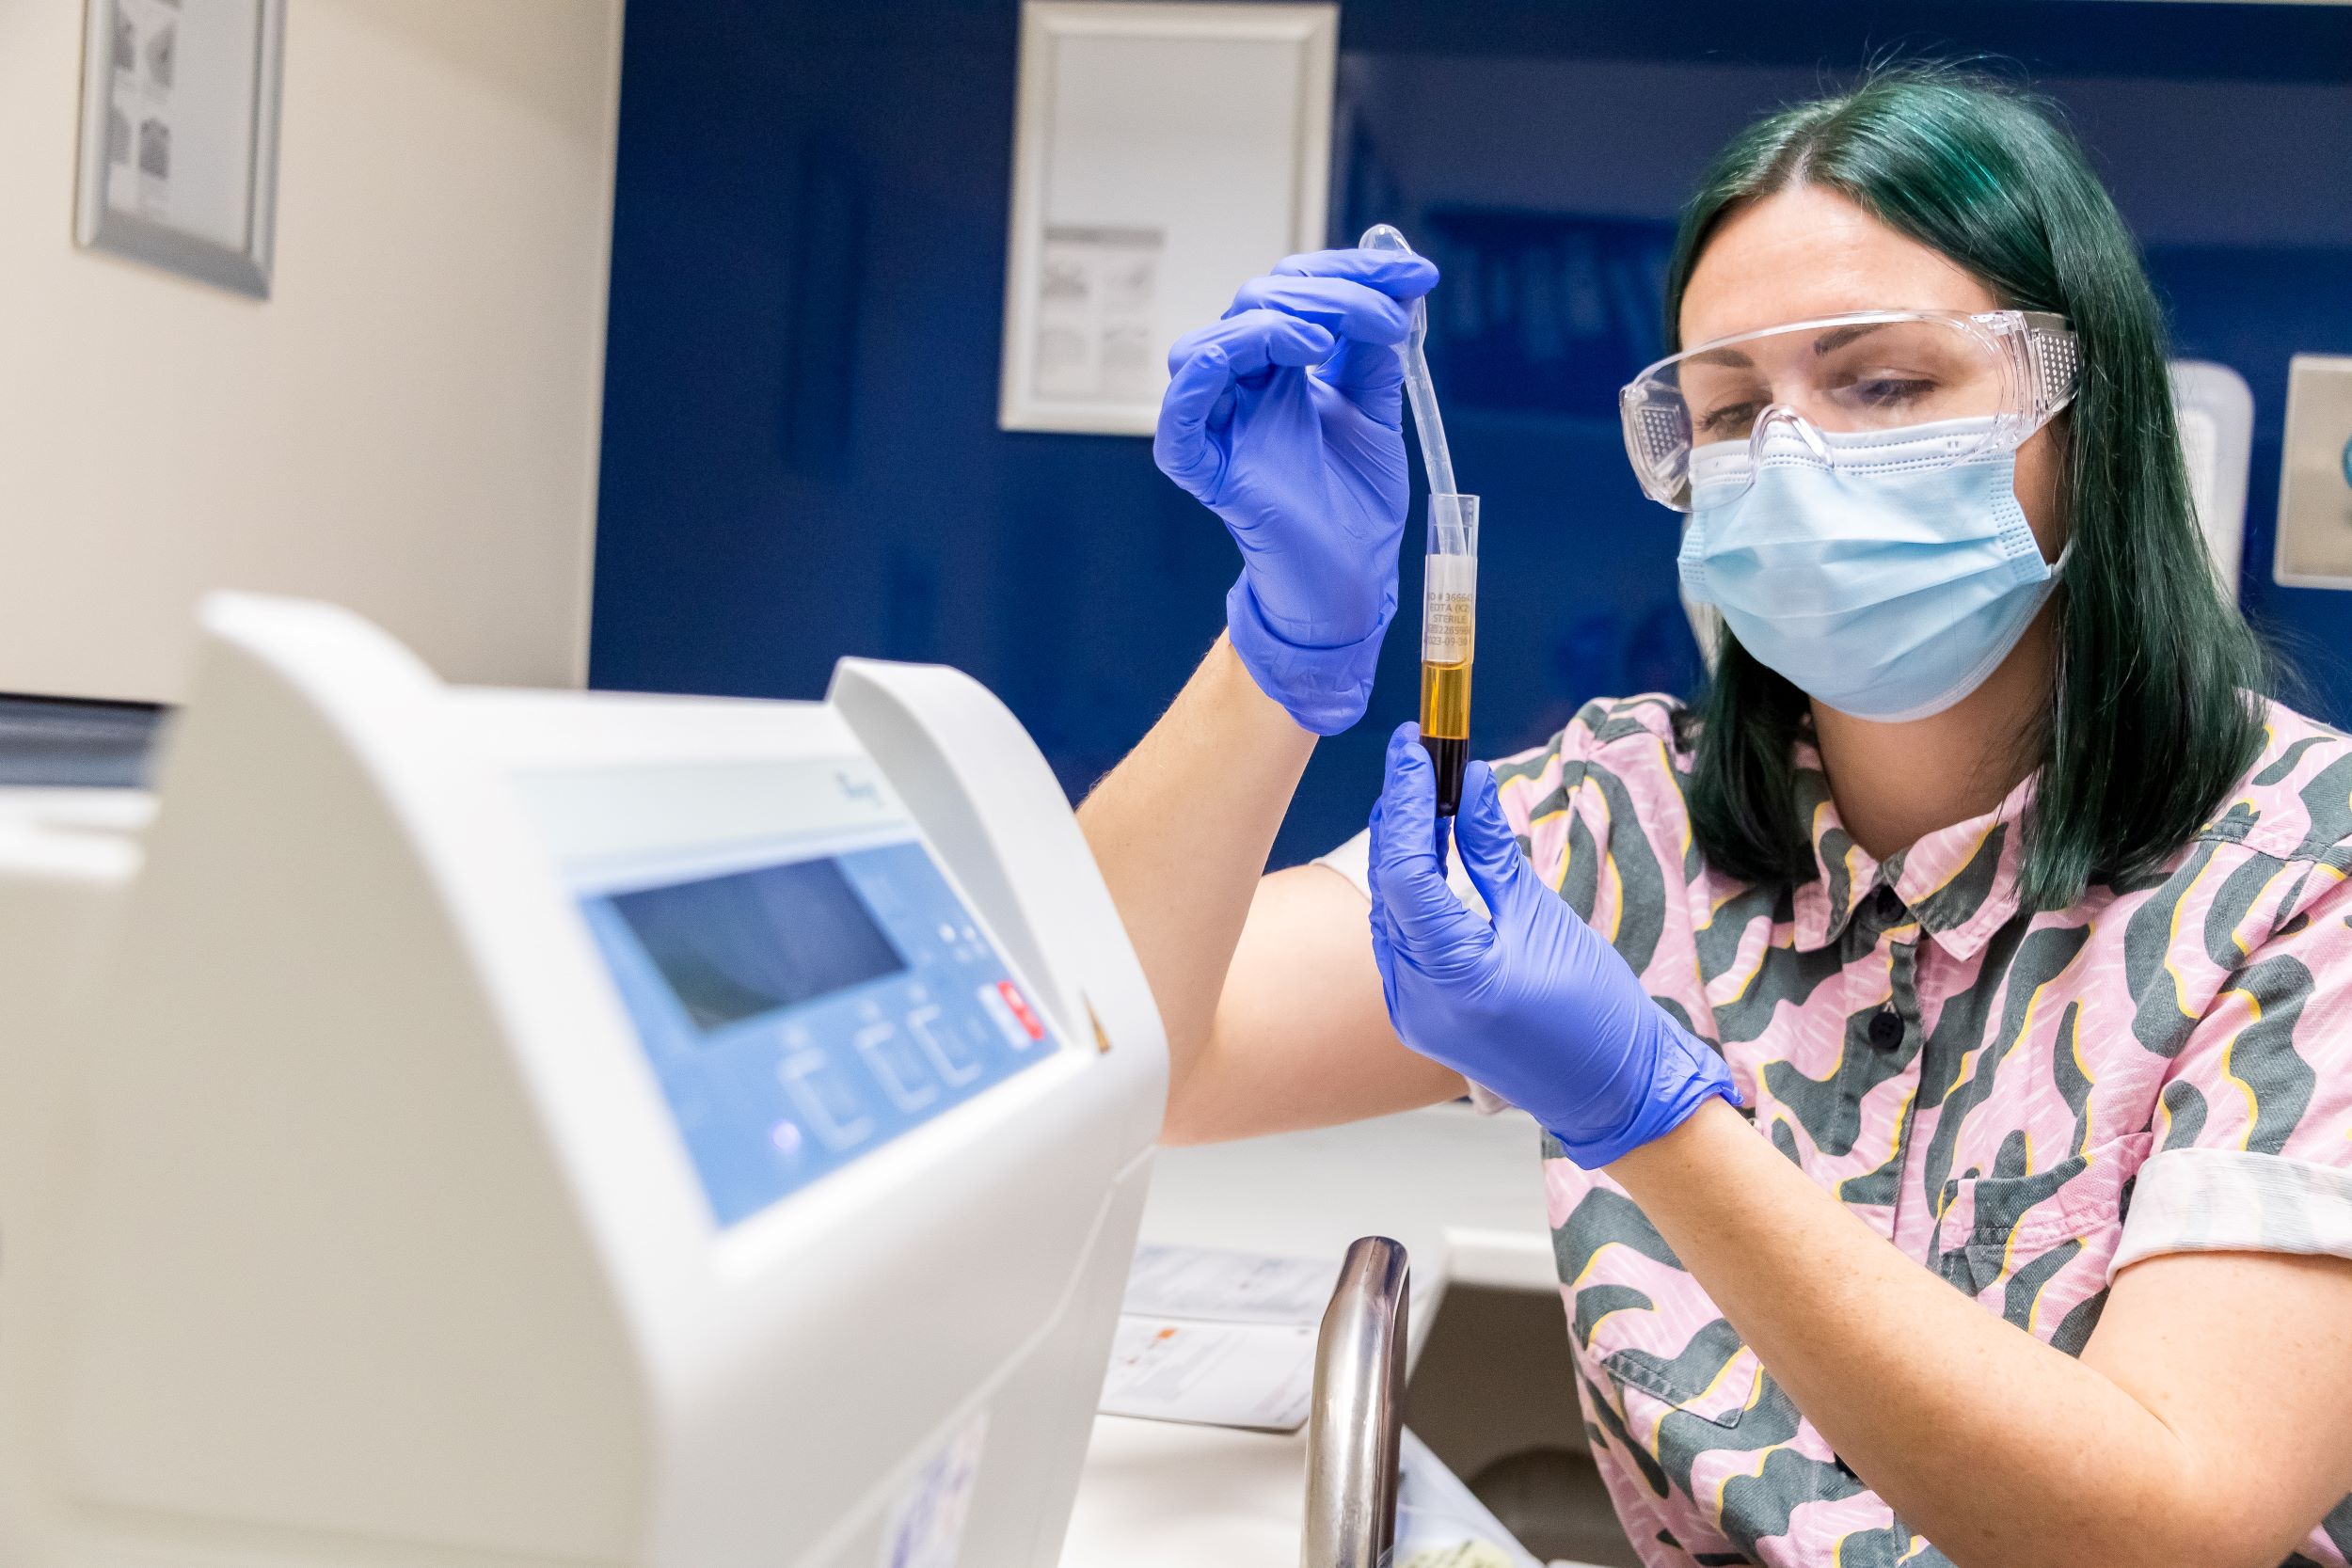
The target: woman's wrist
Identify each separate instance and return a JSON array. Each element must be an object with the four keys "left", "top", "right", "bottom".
[
  {"left": 1603, "top": 1089, "right": 1750, "bottom": 1186},
  {"left": 1203, "top": 631, "right": 1329, "bottom": 749},
  {"left": 1545, "top": 1019, "right": 1740, "bottom": 1170},
  {"left": 1223, "top": 573, "right": 1393, "bottom": 736}
]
